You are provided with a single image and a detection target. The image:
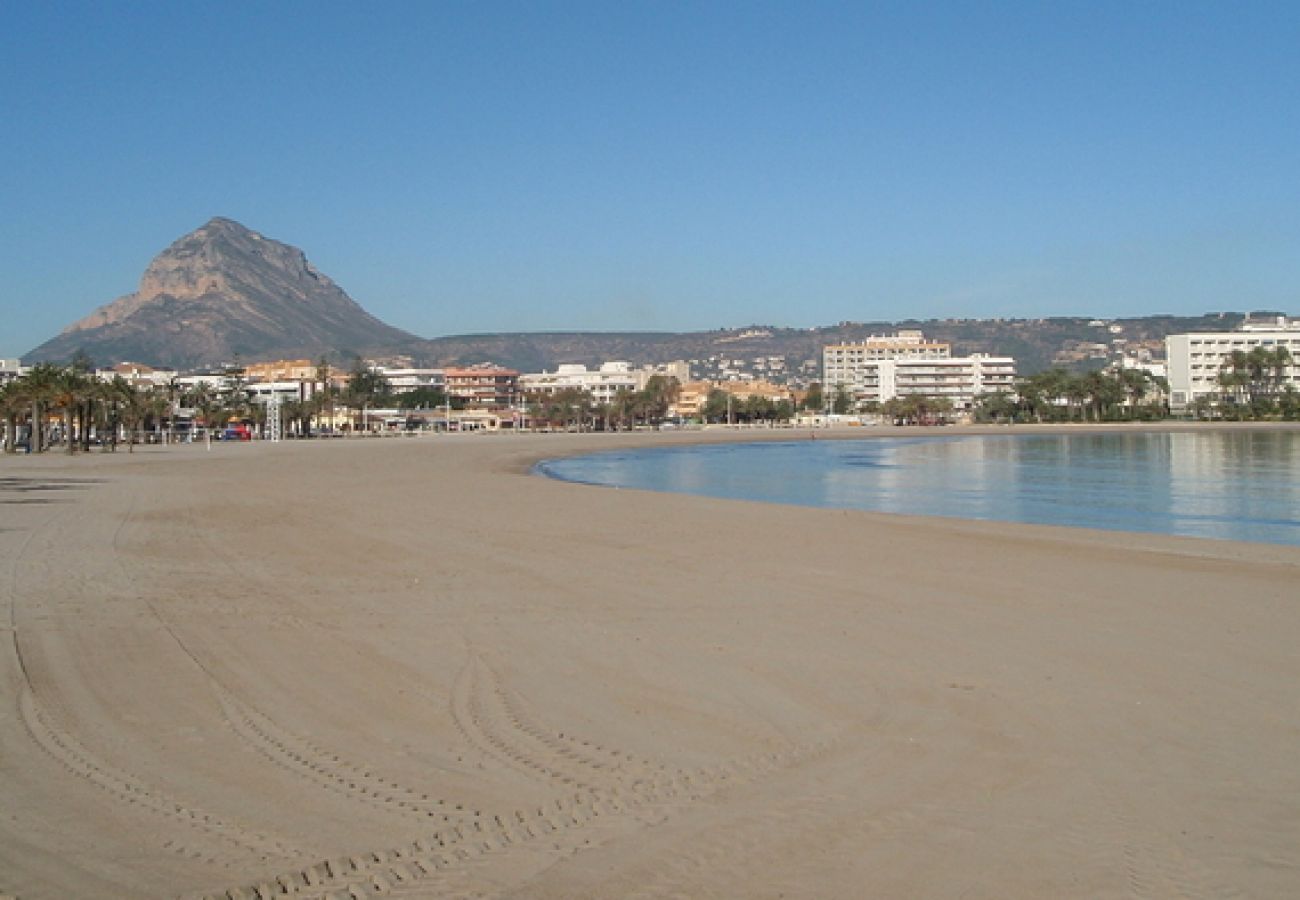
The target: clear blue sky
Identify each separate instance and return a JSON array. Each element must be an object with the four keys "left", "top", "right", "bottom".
[{"left": 3, "top": 1, "right": 1299, "bottom": 354}]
